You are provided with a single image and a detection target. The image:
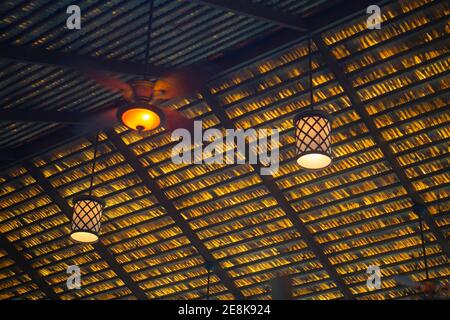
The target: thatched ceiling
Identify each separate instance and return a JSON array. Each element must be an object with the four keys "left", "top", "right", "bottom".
[{"left": 0, "top": 0, "right": 448, "bottom": 300}]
